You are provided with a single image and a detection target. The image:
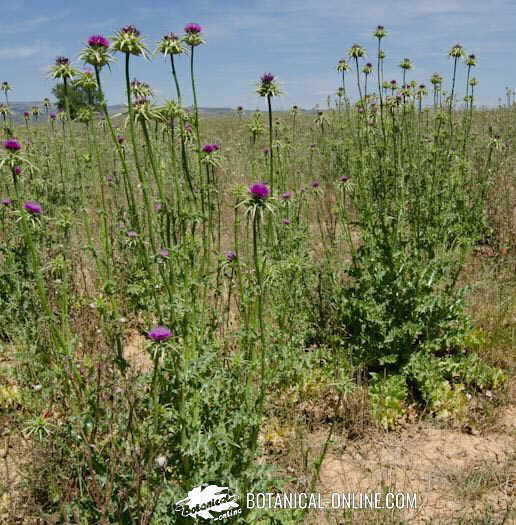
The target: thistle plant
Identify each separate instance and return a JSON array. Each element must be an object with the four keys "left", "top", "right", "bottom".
[
  {"left": 374, "top": 25, "right": 387, "bottom": 136},
  {"left": 448, "top": 43, "right": 466, "bottom": 126},
  {"left": 50, "top": 56, "right": 78, "bottom": 120},
  {"left": 399, "top": 57, "right": 412, "bottom": 87},
  {"left": 1, "top": 81, "right": 11, "bottom": 105},
  {"left": 362, "top": 62, "right": 373, "bottom": 99},
  {"left": 464, "top": 53, "right": 476, "bottom": 103},
  {"left": 336, "top": 58, "right": 350, "bottom": 100},
  {"left": 430, "top": 72, "right": 443, "bottom": 107},
  {"left": 257, "top": 72, "right": 281, "bottom": 192}
]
